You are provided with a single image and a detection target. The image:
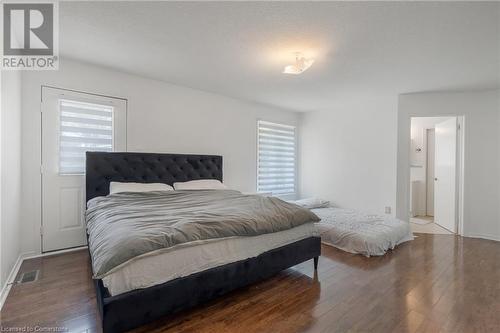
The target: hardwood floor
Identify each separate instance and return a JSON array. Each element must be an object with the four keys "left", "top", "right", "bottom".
[{"left": 1, "top": 233, "right": 499, "bottom": 333}]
